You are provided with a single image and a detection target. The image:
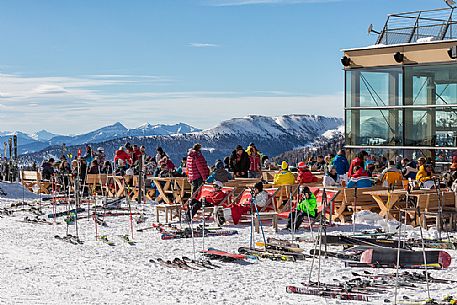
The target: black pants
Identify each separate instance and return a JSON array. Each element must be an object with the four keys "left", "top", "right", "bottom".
[
  {"left": 191, "top": 177, "right": 203, "bottom": 194},
  {"left": 186, "top": 198, "right": 214, "bottom": 220},
  {"left": 287, "top": 211, "right": 306, "bottom": 229},
  {"left": 287, "top": 210, "right": 317, "bottom": 229}
]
